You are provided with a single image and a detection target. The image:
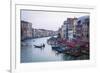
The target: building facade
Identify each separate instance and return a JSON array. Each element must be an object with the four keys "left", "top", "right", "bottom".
[
  {"left": 21, "top": 20, "right": 33, "bottom": 40},
  {"left": 58, "top": 16, "right": 89, "bottom": 42},
  {"left": 75, "top": 16, "right": 89, "bottom": 42}
]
